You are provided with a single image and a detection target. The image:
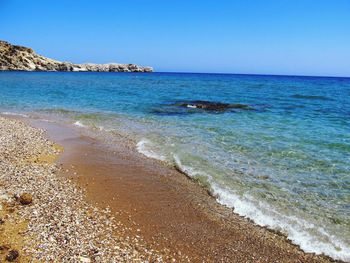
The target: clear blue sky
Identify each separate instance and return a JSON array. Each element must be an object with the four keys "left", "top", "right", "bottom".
[{"left": 1, "top": 0, "right": 349, "bottom": 76}]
